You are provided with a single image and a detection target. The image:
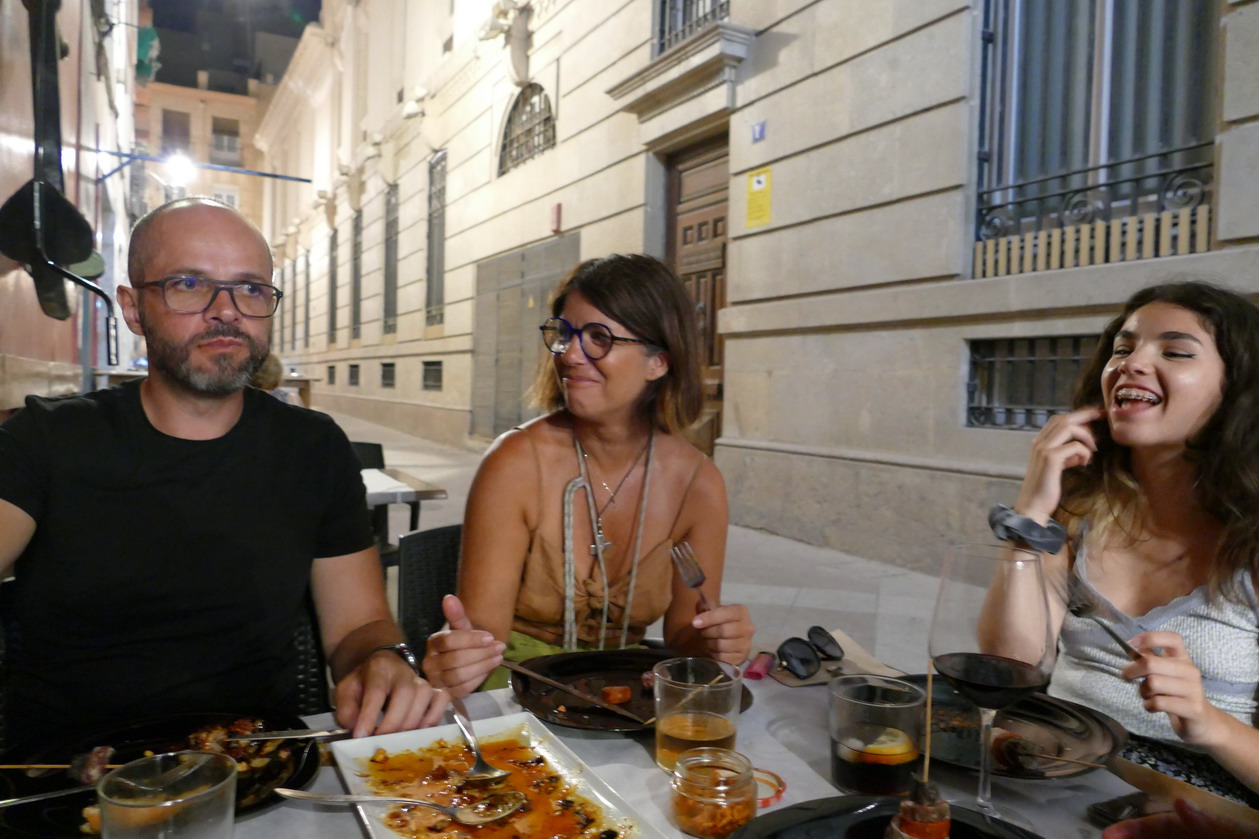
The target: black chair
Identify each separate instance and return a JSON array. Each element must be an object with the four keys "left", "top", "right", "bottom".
[
  {"left": 292, "top": 593, "right": 332, "bottom": 716},
  {"left": 397, "top": 525, "right": 461, "bottom": 647},
  {"left": 0, "top": 581, "right": 15, "bottom": 755},
  {"left": 349, "top": 441, "right": 385, "bottom": 469}
]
